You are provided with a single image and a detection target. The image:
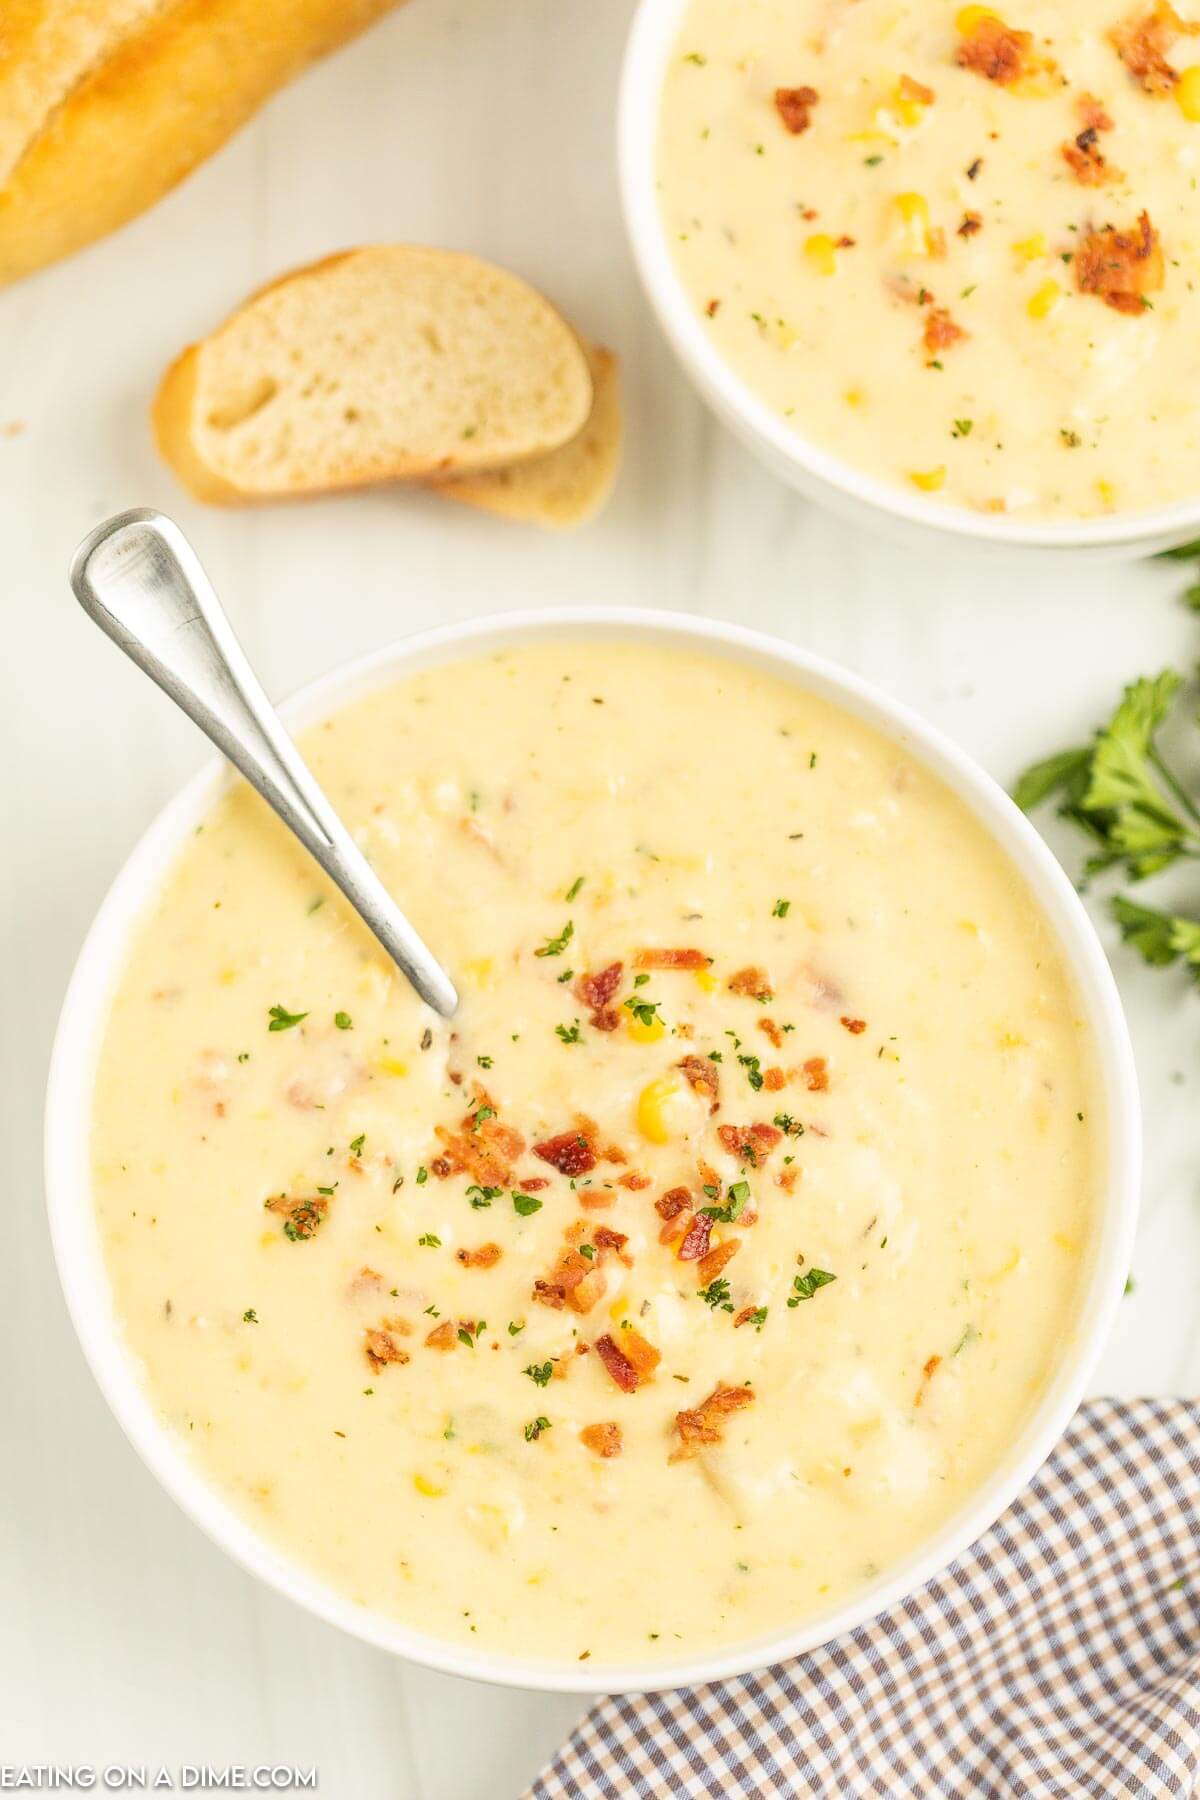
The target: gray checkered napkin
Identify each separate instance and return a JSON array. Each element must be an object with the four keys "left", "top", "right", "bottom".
[{"left": 525, "top": 1399, "right": 1200, "bottom": 1799}]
